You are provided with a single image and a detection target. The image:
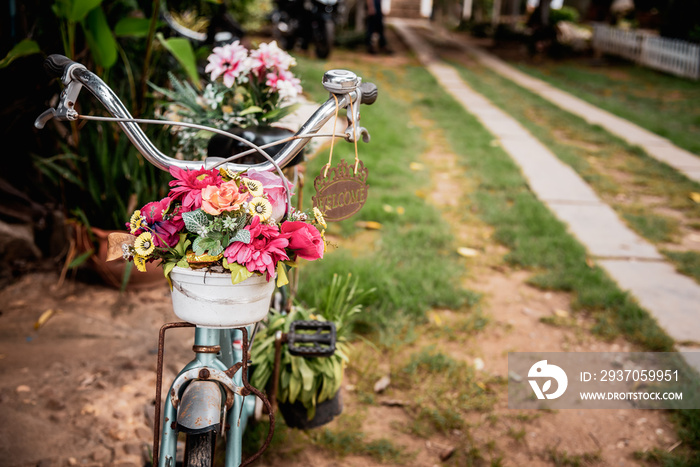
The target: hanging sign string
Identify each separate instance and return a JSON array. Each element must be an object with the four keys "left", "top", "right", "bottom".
[
  {"left": 348, "top": 96, "right": 361, "bottom": 174},
  {"left": 323, "top": 94, "right": 341, "bottom": 178},
  {"left": 323, "top": 92, "right": 362, "bottom": 177}
]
